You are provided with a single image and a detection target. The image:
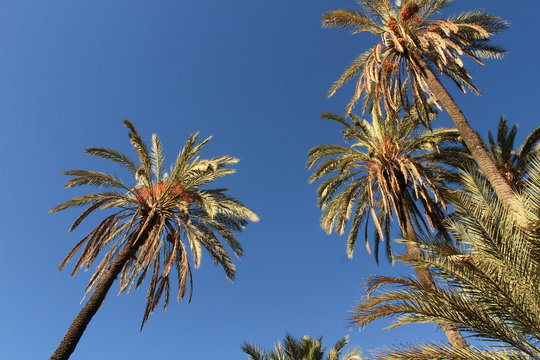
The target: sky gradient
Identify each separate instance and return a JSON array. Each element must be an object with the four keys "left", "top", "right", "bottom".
[{"left": 1, "top": 1, "right": 539, "bottom": 359}]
